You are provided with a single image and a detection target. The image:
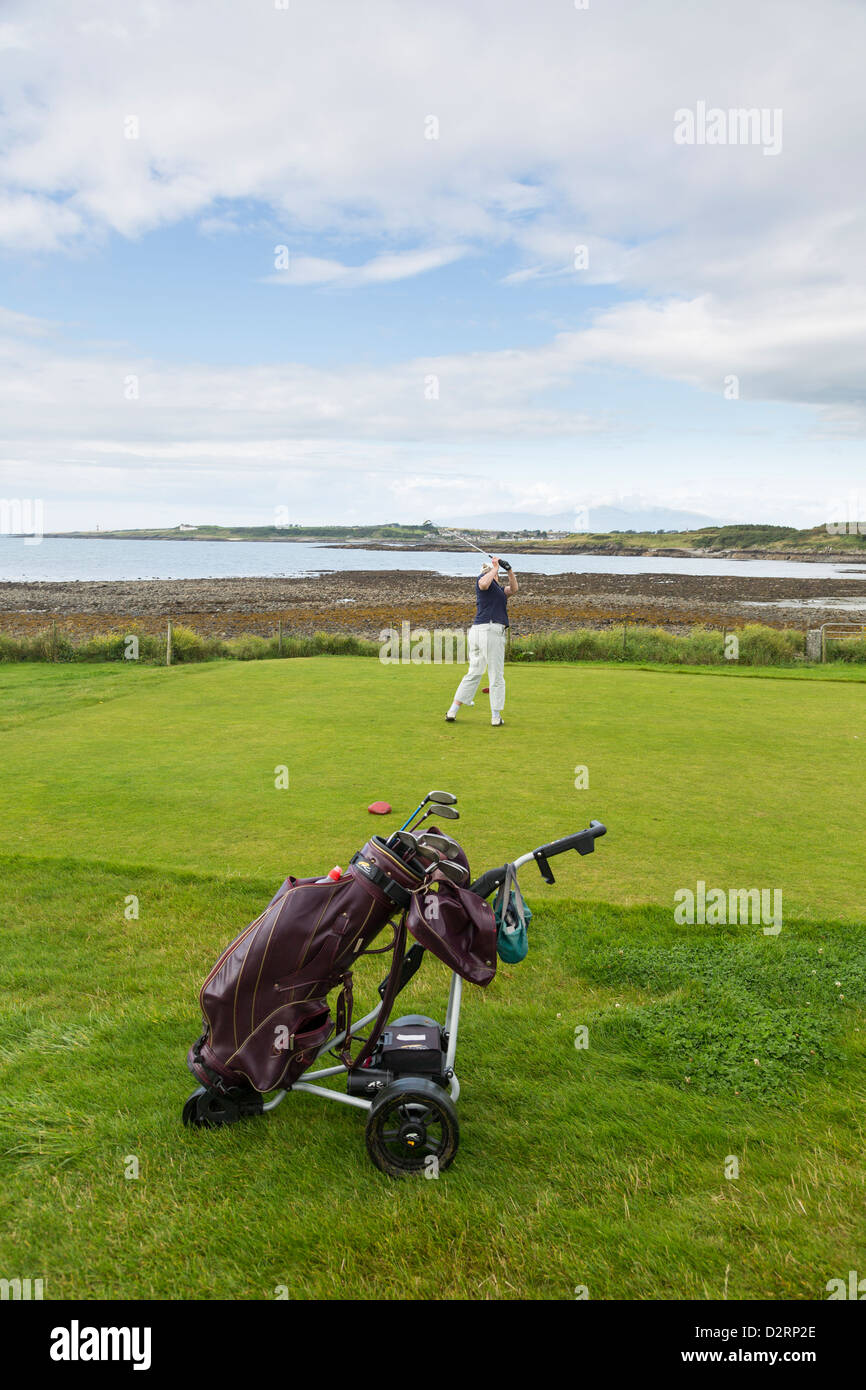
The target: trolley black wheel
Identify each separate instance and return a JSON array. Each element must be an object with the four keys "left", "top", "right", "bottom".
[
  {"left": 182, "top": 1086, "right": 227, "bottom": 1128},
  {"left": 365, "top": 1076, "right": 459, "bottom": 1178},
  {"left": 180, "top": 1084, "right": 262, "bottom": 1128}
]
